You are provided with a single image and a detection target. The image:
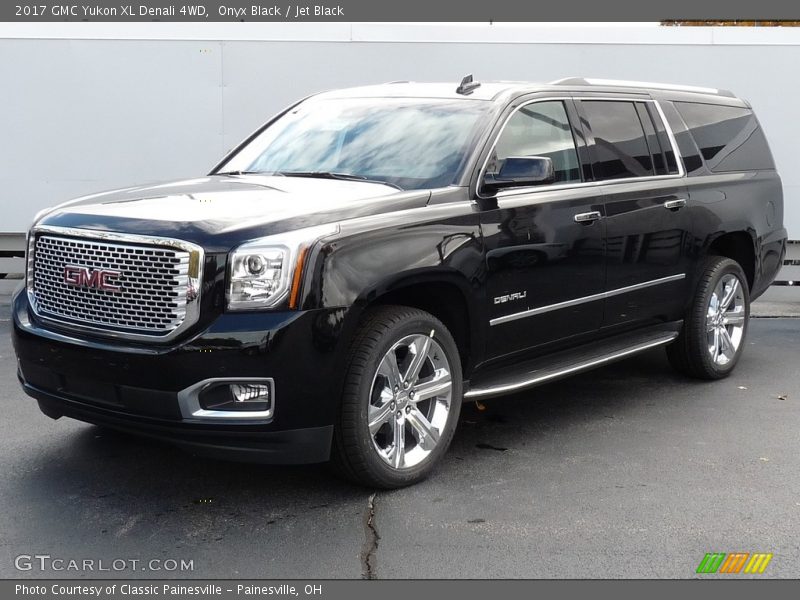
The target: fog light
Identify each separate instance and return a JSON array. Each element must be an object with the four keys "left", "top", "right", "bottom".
[
  {"left": 231, "top": 383, "right": 270, "bottom": 403},
  {"left": 179, "top": 378, "right": 275, "bottom": 422},
  {"left": 197, "top": 380, "right": 273, "bottom": 415}
]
